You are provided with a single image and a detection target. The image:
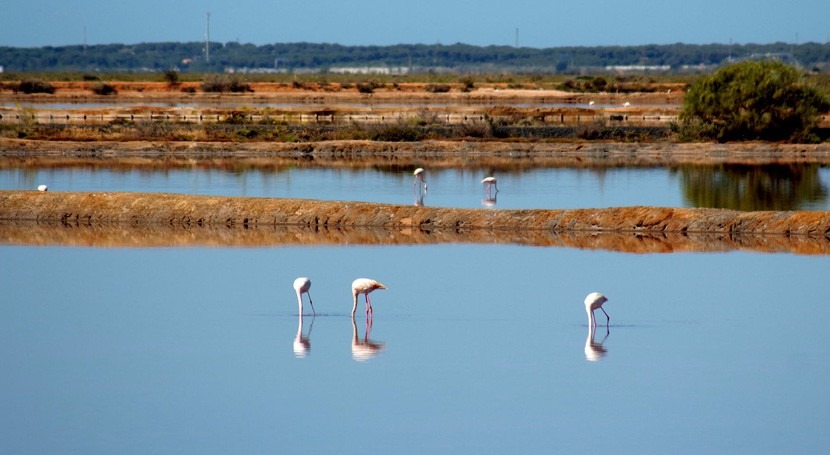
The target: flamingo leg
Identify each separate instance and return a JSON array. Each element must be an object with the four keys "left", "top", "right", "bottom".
[
  {"left": 600, "top": 307, "right": 610, "bottom": 326},
  {"left": 307, "top": 293, "right": 316, "bottom": 316}
]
